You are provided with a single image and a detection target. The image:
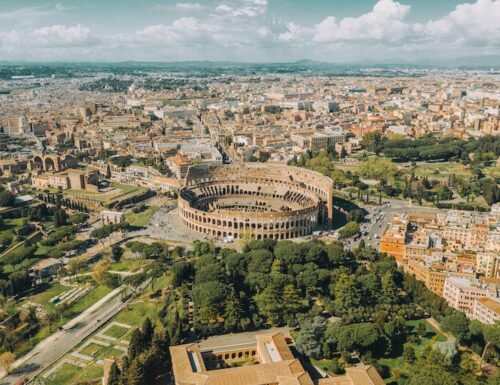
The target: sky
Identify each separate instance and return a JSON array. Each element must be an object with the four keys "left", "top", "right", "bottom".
[{"left": 0, "top": 0, "right": 499, "bottom": 63}]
